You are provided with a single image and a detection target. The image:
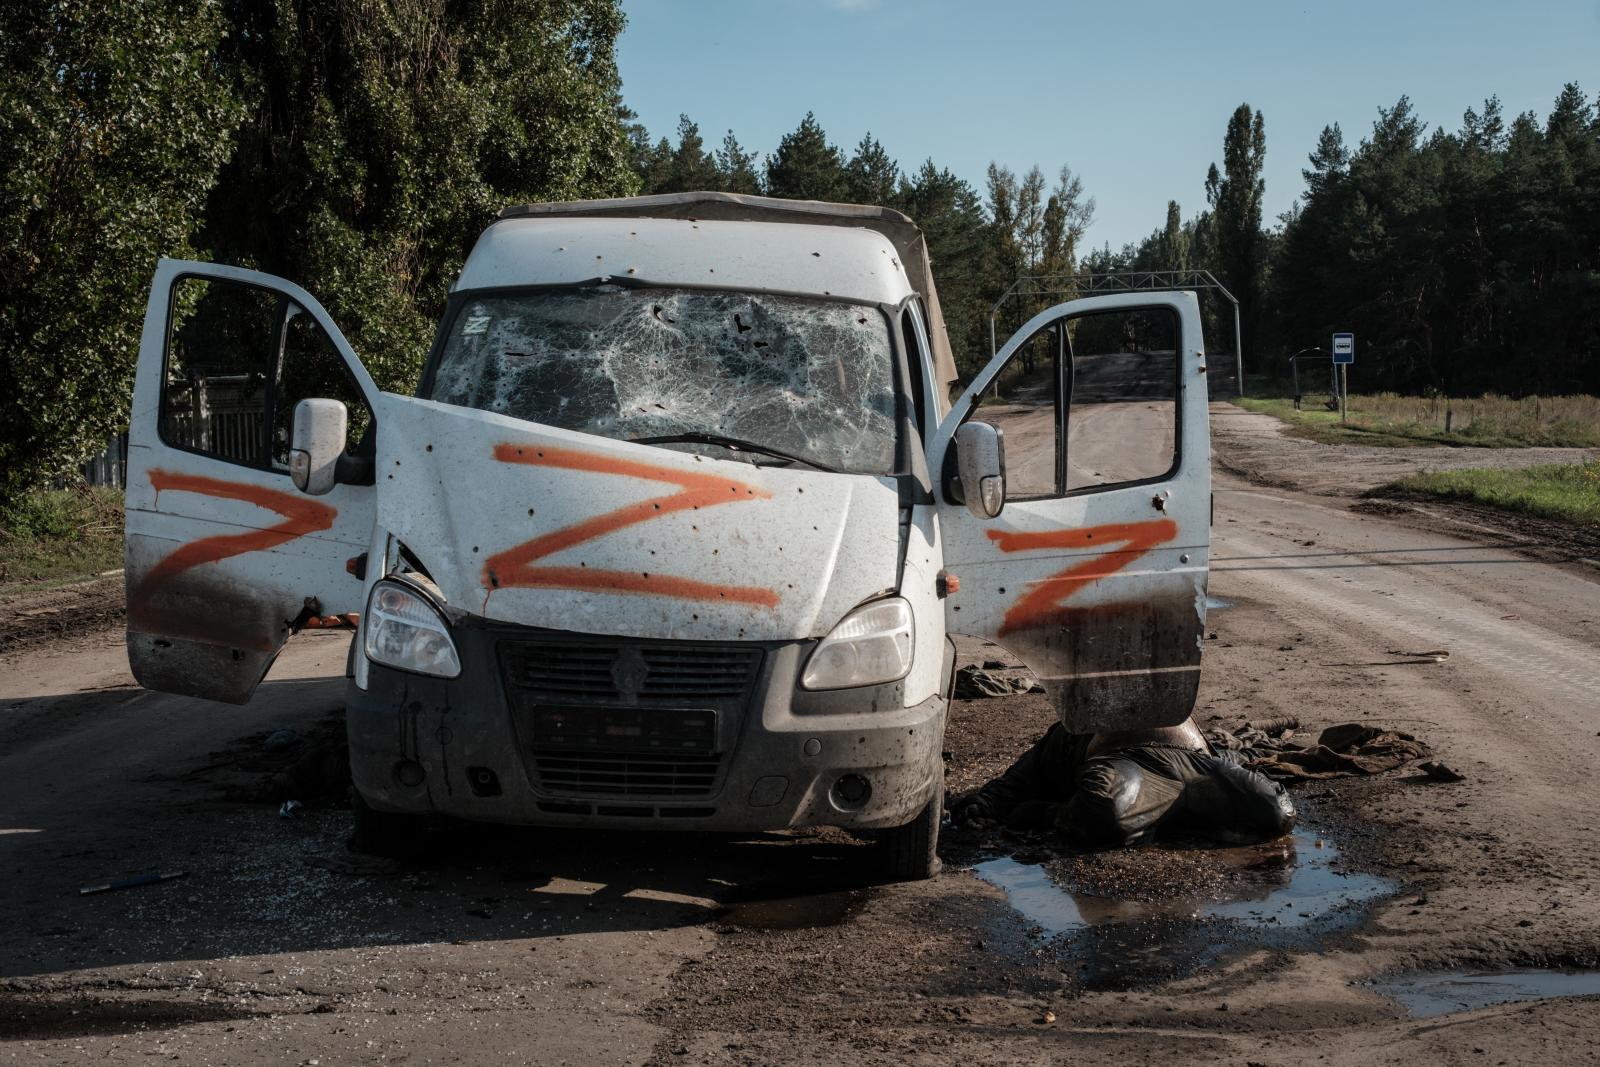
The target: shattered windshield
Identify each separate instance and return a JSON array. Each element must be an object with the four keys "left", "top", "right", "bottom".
[{"left": 428, "top": 286, "right": 899, "bottom": 474}]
